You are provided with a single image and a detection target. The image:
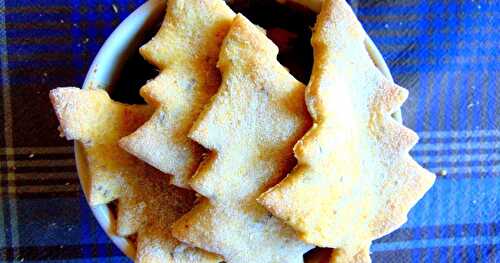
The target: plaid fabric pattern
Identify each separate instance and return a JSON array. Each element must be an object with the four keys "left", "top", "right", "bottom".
[{"left": 0, "top": 0, "right": 498, "bottom": 262}]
